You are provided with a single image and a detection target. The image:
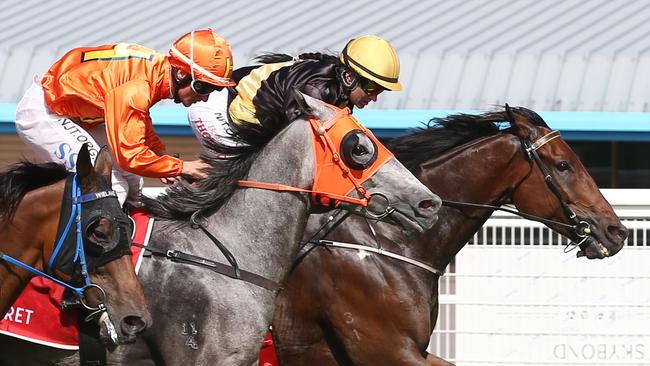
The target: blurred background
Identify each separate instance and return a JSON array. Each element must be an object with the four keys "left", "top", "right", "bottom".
[{"left": 1, "top": 1, "right": 649, "bottom": 365}]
